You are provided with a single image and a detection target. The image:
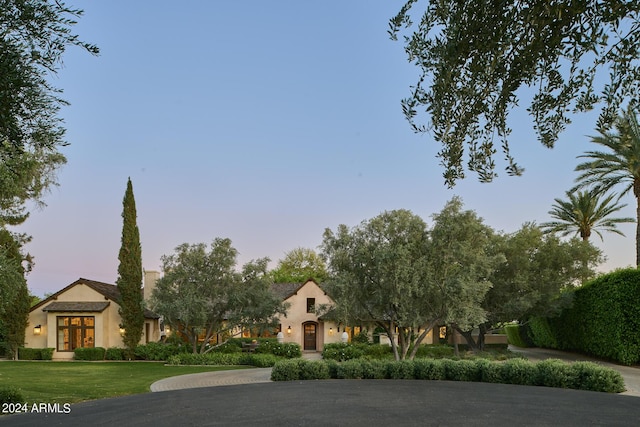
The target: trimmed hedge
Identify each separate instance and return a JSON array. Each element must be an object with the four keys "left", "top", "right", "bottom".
[
  {"left": 74, "top": 347, "right": 106, "bottom": 361},
  {"left": 270, "top": 357, "right": 625, "bottom": 393},
  {"left": 105, "top": 348, "right": 125, "bottom": 360},
  {"left": 530, "top": 269, "right": 640, "bottom": 365},
  {"left": 134, "top": 342, "right": 188, "bottom": 361},
  {"left": 17, "top": 348, "right": 54, "bottom": 360},
  {"left": 167, "top": 352, "right": 279, "bottom": 367},
  {"left": 504, "top": 324, "right": 528, "bottom": 348}
]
